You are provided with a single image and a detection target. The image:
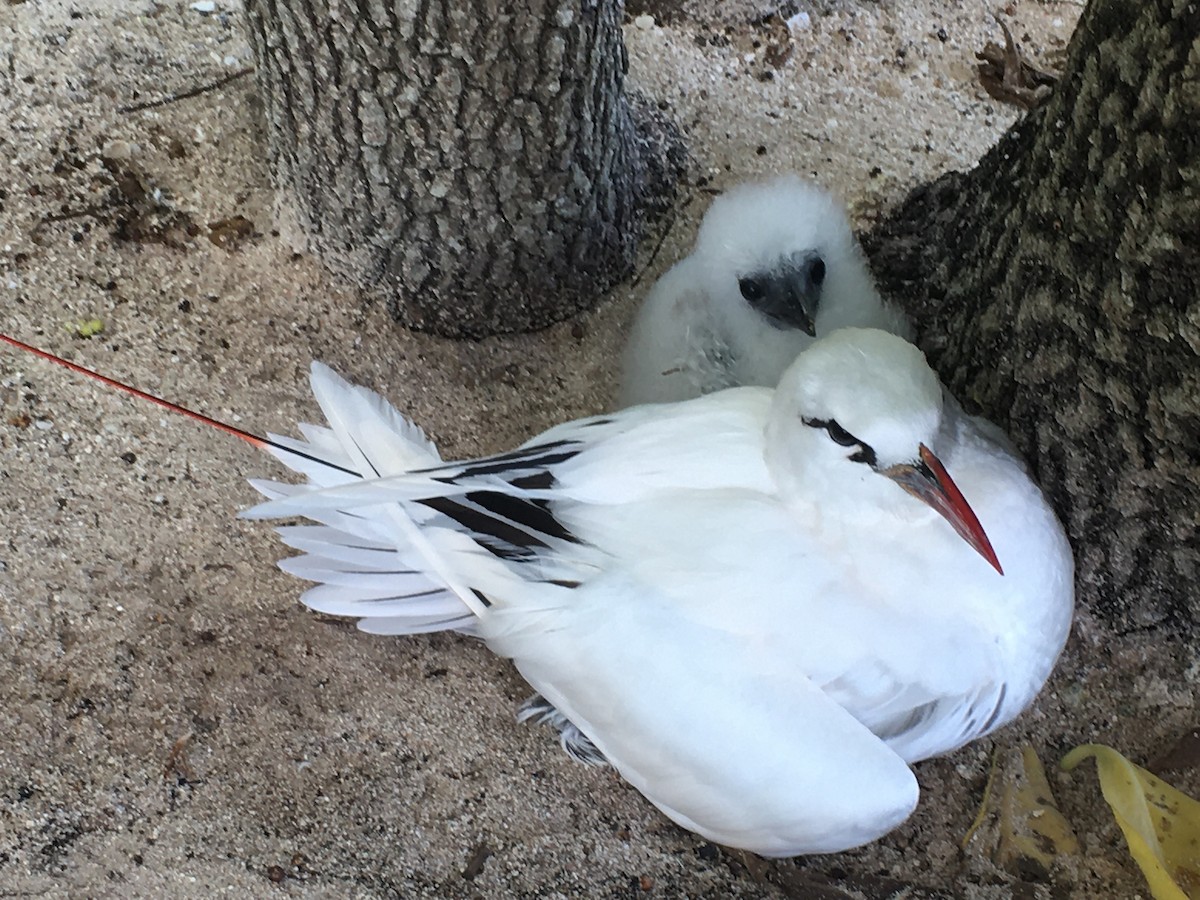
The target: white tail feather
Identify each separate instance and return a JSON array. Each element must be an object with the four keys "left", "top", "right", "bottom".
[
  {"left": 276, "top": 558, "right": 437, "bottom": 593},
  {"left": 299, "top": 583, "right": 465, "bottom": 620},
  {"left": 357, "top": 614, "right": 478, "bottom": 636},
  {"left": 307, "top": 362, "right": 438, "bottom": 474},
  {"left": 250, "top": 363, "right": 492, "bottom": 632},
  {"left": 274, "top": 526, "right": 406, "bottom": 569}
]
